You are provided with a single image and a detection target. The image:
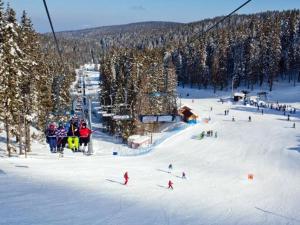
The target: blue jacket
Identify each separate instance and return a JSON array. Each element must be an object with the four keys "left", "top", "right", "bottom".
[{"left": 46, "top": 128, "right": 56, "bottom": 138}]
